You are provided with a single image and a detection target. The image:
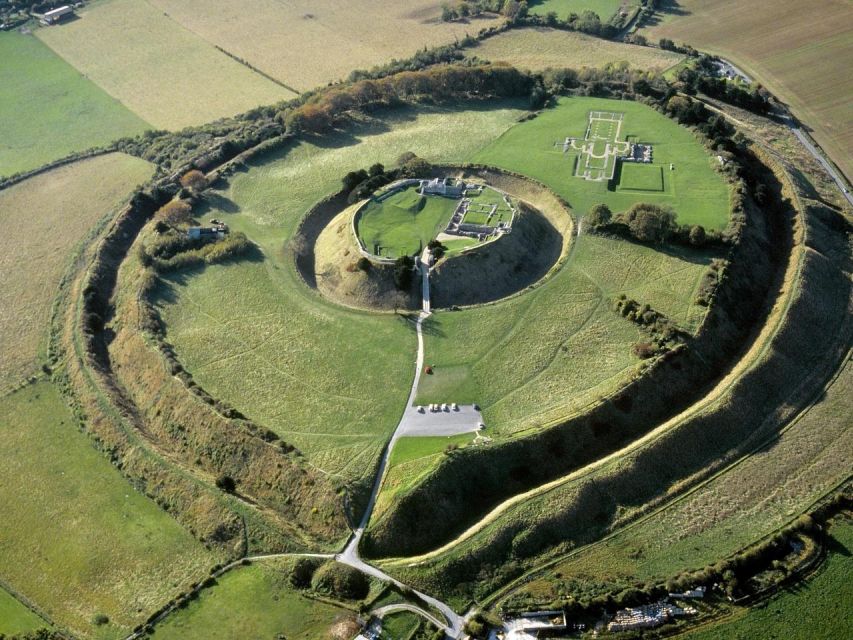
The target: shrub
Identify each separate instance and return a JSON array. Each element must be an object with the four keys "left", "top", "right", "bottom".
[
  {"left": 394, "top": 255, "right": 415, "bottom": 290},
  {"left": 289, "top": 557, "right": 322, "bottom": 589},
  {"left": 180, "top": 169, "right": 208, "bottom": 193},
  {"left": 92, "top": 613, "right": 109, "bottom": 626},
  {"left": 587, "top": 203, "right": 612, "bottom": 227},
  {"left": 356, "top": 256, "right": 371, "bottom": 272},
  {"left": 156, "top": 200, "right": 193, "bottom": 227},
  {"left": 215, "top": 475, "right": 236, "bottom": 493},
  {"left": 310, "top": 562, "right": 369, "bottom": 600}
]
